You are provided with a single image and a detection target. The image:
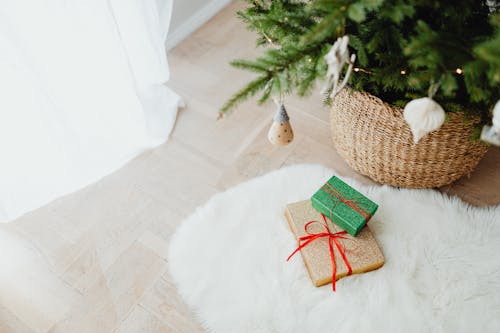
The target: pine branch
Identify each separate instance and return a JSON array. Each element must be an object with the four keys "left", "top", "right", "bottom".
[
  {"left": 223, "top": 0, "right": 499, "bottom": 127},
  {"left": 230, "top": 59, "right": 269, "bottom": 74},
  {"left": 220, "top": 43, "right": 324, "bottom": 114},
  {"left": 299, "top": 8, "right": 345, "bottom": 46},
  {"left": 218, "top": 75, "right": 271, "bottom": 118}
]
